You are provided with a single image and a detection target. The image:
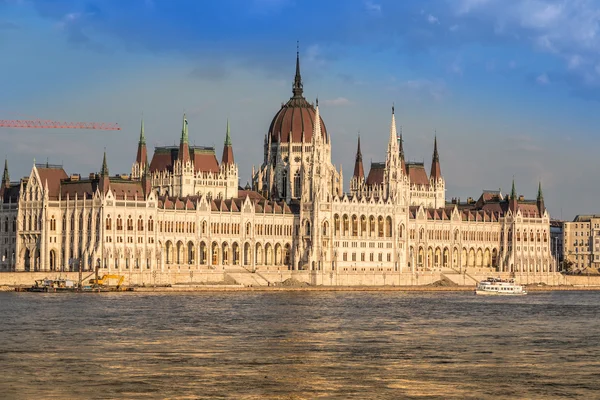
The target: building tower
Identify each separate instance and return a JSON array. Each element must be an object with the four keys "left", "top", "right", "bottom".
[
  {"left": 429, "top": 135, "right": 445, "bottom": 208},
  {"left": 132, "top": 117, "right": 147, "bottom": 179},
  {"left": 350, "top": 135, "right": 365, "bottom": 194}
]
